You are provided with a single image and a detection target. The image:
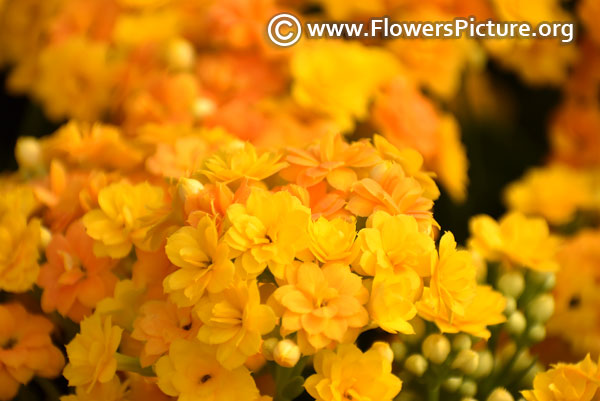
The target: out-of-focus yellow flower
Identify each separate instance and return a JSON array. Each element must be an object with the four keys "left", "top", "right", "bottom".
[
  {"left": 307, "top": 216, "right": 357, "bottom": 265},
  {"left": 491, "top": 0, "right": 567, "bottom": 25},
  {"left": 164, "top": 216, "right": 235, "bottom": 306},
  {"left": 417, "top": 285, "right": 507, "bottom": 339},
  {"left": 353, "top": 211, "right": 435, "bottom": 277},
  {"left": 201, "top": 142, "right": 287, "bottom": 185},
  {"left": 63, "top": 314, "right": 122, "bottom": 392},
  {"left": 505, "top": 164, "right": 593, "bottom": 225},
  {"left": 156, "top": 339, "right": 259, "bottom": 401},
  {"left": 0, "top": 211, "right": 40, "bottom": 292},
  {"left": 430, "top": 232, "right": 477, "bottom": 318},
  {"left": 271, "top": 262, "right": 368, "bottom": 354},
  {"left": 113, "top": 9, "right": 179, "bottom": 46},
  {"left": 224, "top": 188, "right": 310, "bottom": 278},
  {"left": 60, "top": 377, "right": 128, "bottom": 401},
  {"left": 196, "top": 279, "right": 277, "bottom": 369},
  {"left": 347, "top": 162, "right": 435, "bottom": 232},
  {"left": 369, "top": 269, "right": 420, "bottom": 334},
  {"left": 291, "top": 41, "right": 399, "bottom": 132},
  {"left": 0, "top": 303, "right": 65, "bottom": 401},
  {"left": 94, "top": 279, "right": 147, "bottom": 331},
  {"left": 83, "top": 181, "right": 166, "bottom": 258},
  {"left": 521, "top": 354, "right": 600, "bottom": 401},
  {"left": 32, "top": 36, "right": 114, "bottom": 122},
  {"left": 468, "top": 212, "right": 560, "bottom": 272},
  {"left": 305, "top": 344, "right": 402, "bottom": 401}
]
